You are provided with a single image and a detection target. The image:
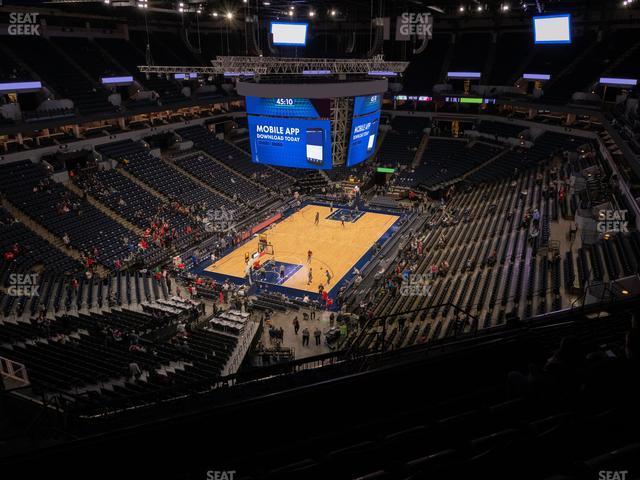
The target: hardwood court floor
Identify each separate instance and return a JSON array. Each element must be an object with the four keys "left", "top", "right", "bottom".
[{"left": 205, "top": 204, "right": 399, "bottom": 293}]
